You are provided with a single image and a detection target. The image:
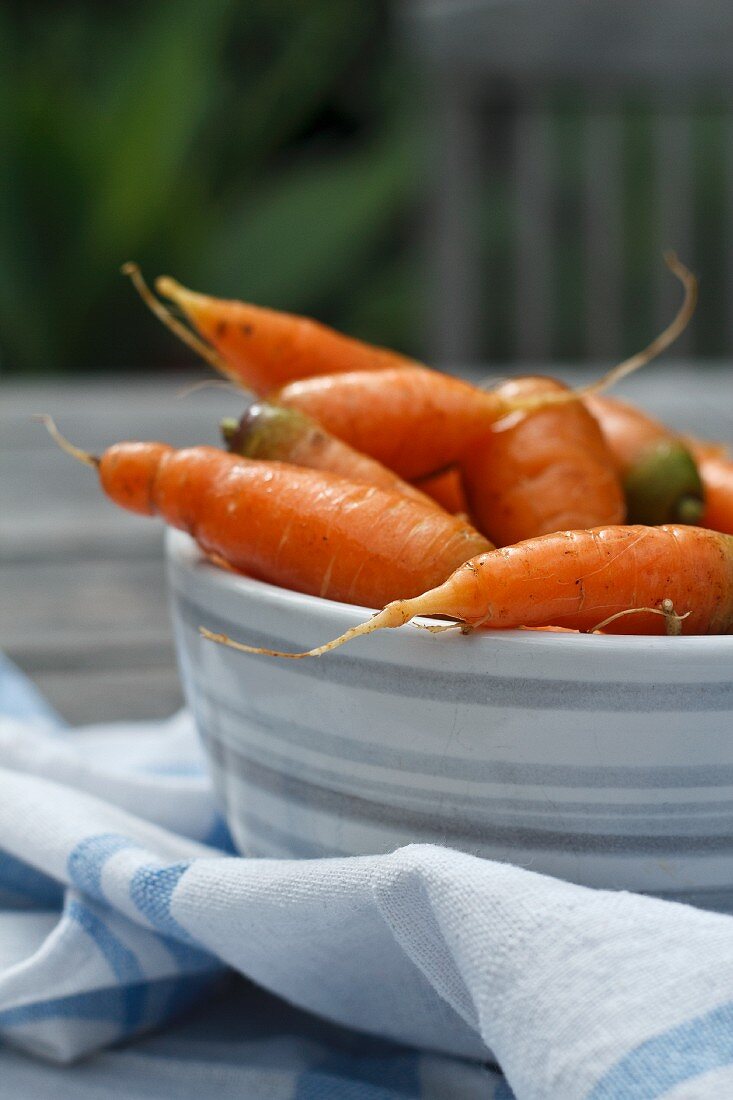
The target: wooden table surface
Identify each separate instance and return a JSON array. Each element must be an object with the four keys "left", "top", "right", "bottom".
[{"left": 2, "top": 365, "right": 732, "bottom": 725}]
